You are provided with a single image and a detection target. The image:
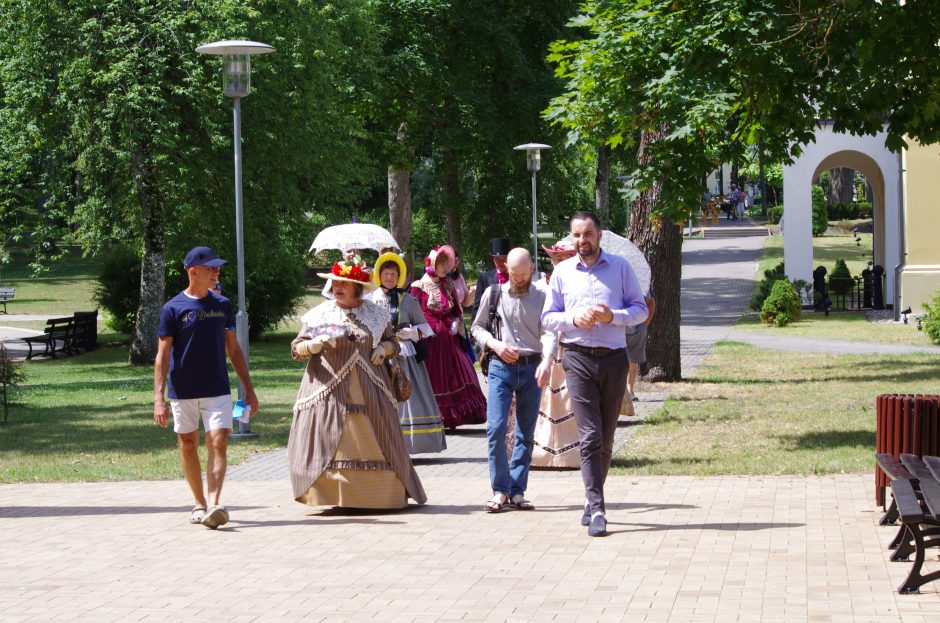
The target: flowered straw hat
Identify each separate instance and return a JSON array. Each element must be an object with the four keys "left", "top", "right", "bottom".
[
  {"left": 541, "top": 240, "right": 577, "bottom": 258},
  {"left": 317, "top": 256, "right": 376, "bottom": 290},
  {"left": 373, "top": 252, "right": 408, "bottom": 289},
  {"left": 424, "top": 245, "right": 456, "bottom": 276}
]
